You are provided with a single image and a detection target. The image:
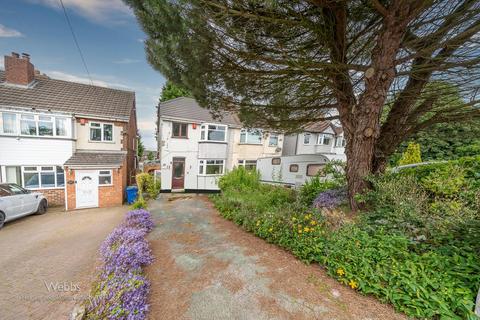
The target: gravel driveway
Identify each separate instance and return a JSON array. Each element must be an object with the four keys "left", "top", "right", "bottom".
[
  {"left": 0, "top": 206, "right": 126, "bottom": 320},
  {"left": 146, "top": 194, "right": 406, "bottom": 320}
]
